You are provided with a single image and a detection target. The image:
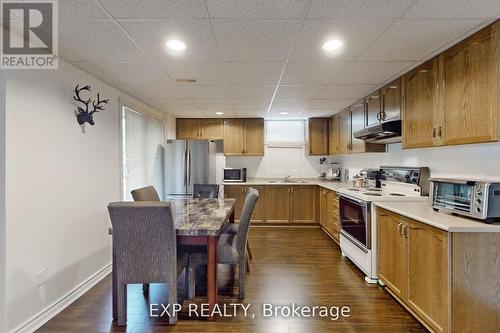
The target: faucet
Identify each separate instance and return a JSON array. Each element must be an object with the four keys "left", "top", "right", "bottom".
[{"left": 284, "top": 174, "right": 291, "bottom": 183}]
